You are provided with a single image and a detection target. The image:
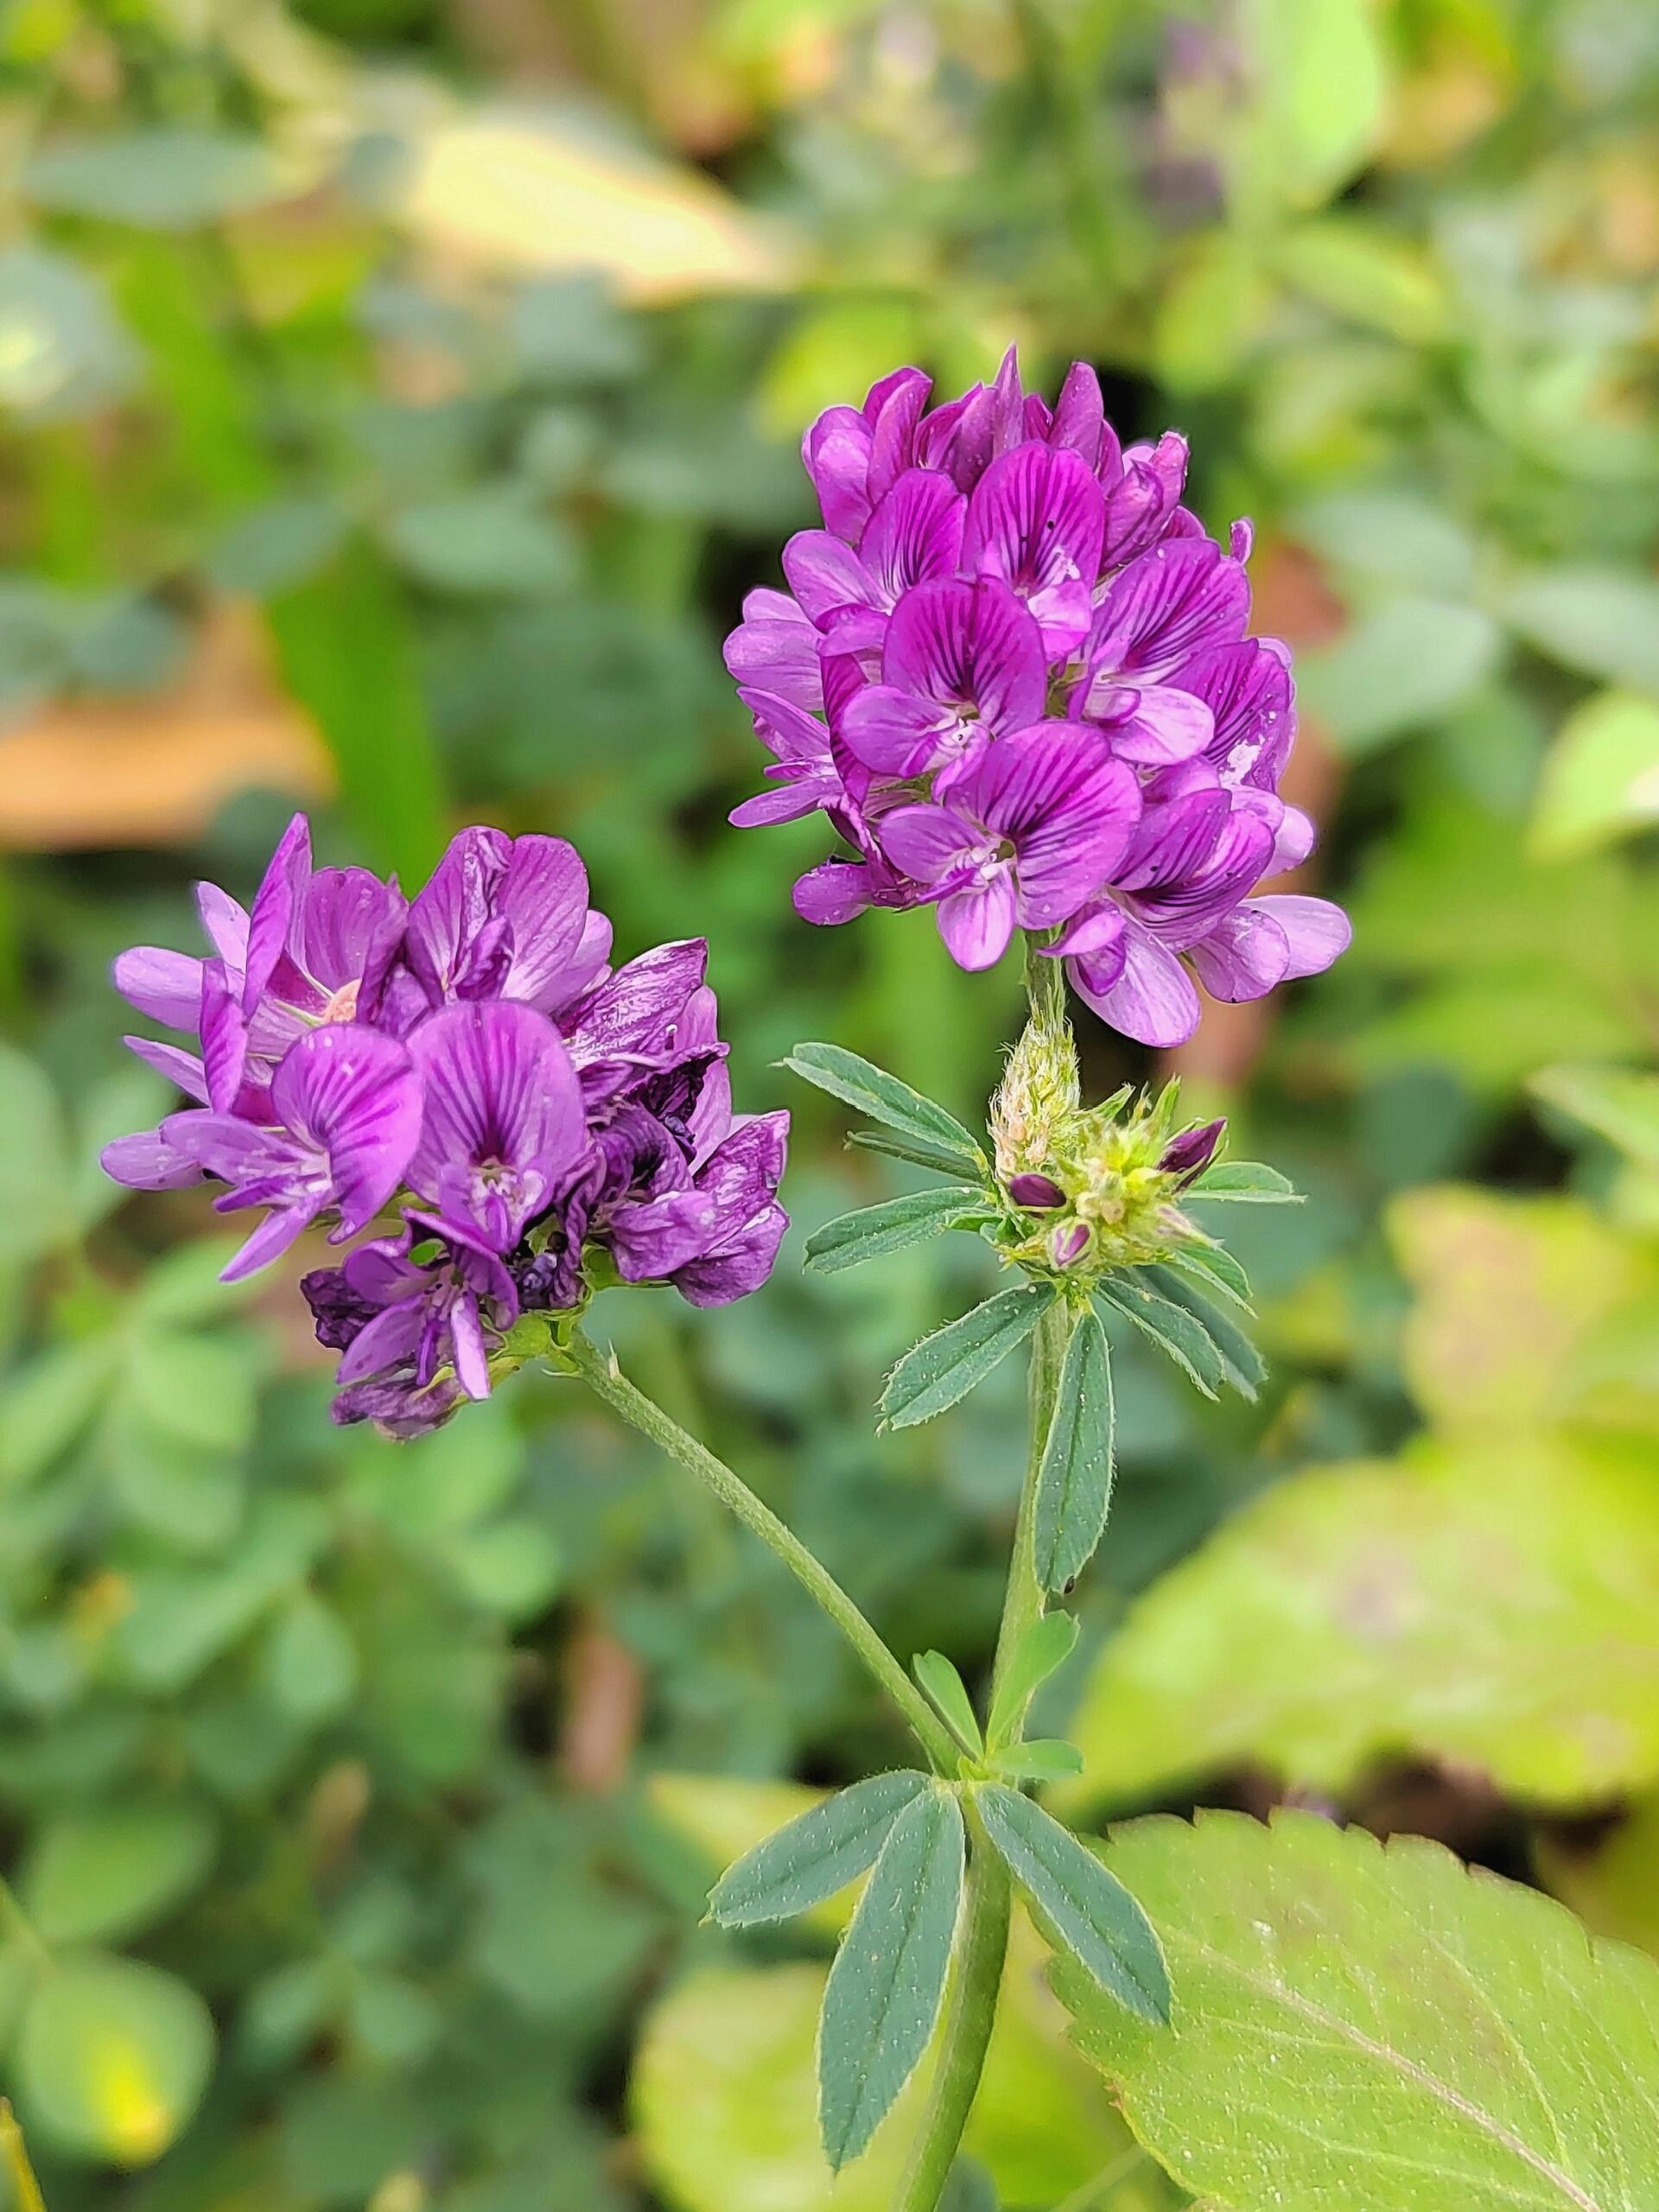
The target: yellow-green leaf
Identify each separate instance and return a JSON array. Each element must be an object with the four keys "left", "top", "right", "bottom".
[
  {"left": 1059, "top": 1435, "right": 1659, "bottom": 1815},
  {"left": 18, "top": 1955, "right": 214, "bottom": 2165}
]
